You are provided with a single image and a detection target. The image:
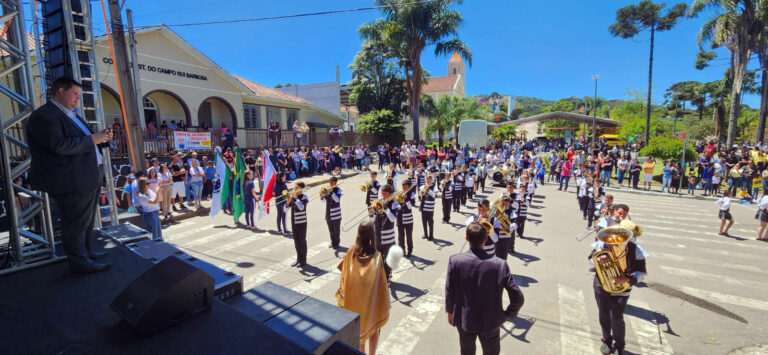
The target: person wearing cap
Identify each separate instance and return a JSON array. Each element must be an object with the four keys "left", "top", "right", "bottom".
[
  {"left": 321, "top": 176, "right": 343, "bottom": 249},
  {"left": 589, "top": 218, "right": 647, "bottom": 355}
]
